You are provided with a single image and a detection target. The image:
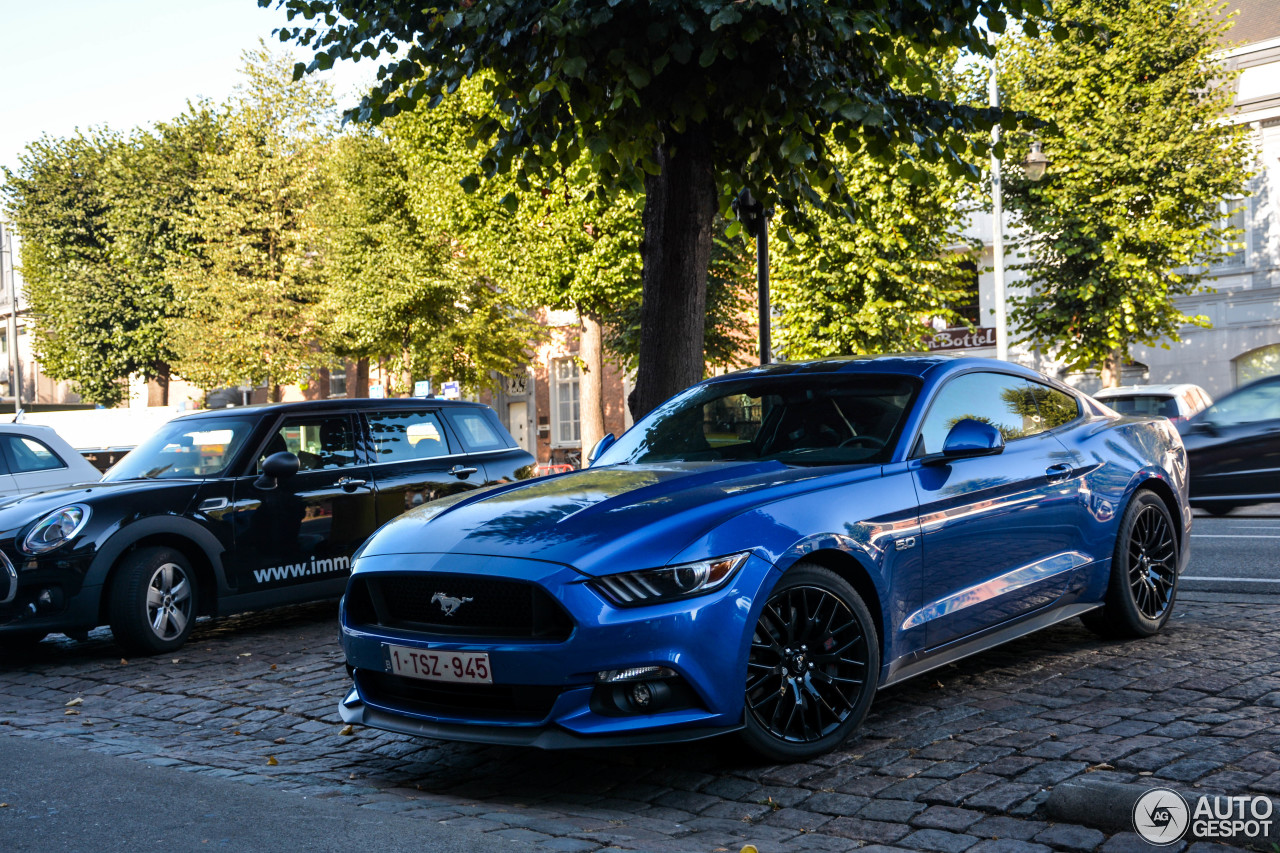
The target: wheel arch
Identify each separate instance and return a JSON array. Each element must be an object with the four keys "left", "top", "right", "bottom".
[
  {"left": 780, "top": 547, "right": 886, "bottom": 660},
  {"left": 1131, "top": 475, "right": 1185, "bottom": 552},
  {"left": 88, "top": 519, "right": 228, "bottom": 624}
]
